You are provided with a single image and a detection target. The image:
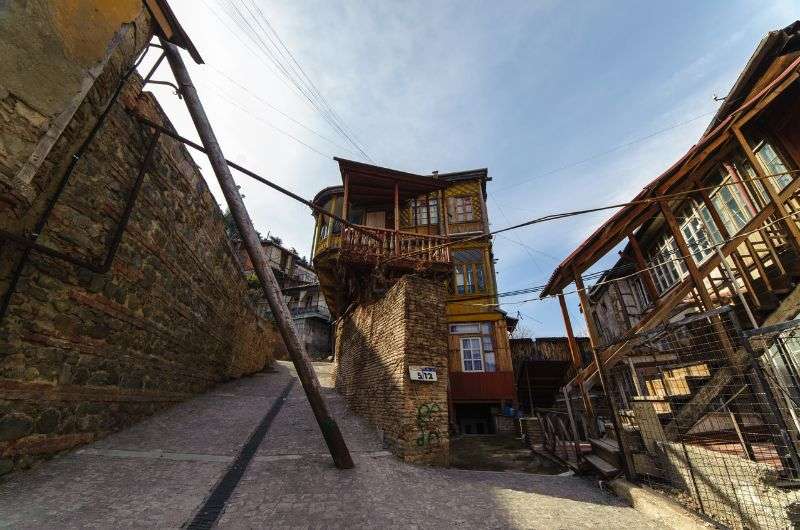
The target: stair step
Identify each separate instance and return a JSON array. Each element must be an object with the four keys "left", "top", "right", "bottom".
[
  {"left": 588, "top": 437, "right": 621, "bottom": 468},
  {"left": 588, "top": 437, "right": 619, "bottom": 454},
  {"left": 584, "top": 454, "right": 620, "bottom": 478}
]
